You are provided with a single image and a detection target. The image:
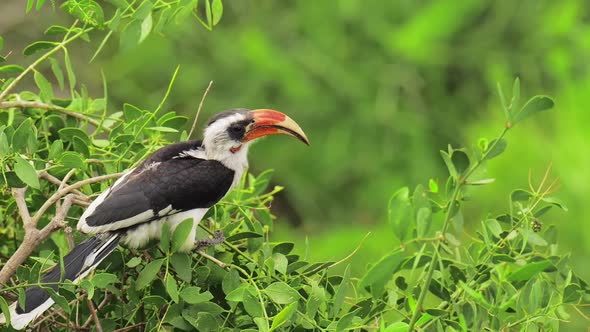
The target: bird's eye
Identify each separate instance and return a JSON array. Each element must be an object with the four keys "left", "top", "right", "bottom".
[{"left": 227, "top": 125, "right": 246, "bottom": 140}]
